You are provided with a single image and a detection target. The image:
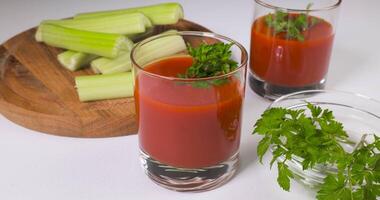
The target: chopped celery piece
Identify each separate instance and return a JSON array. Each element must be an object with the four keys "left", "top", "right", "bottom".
[
  {"left": 57, "top": 51, "right": 98, "bottom": 71},
  {"left": 91, "top": 30, "right": 184, "bottom": 74},
  {"left": 43, "top": 13, "right": 152, "bottom": 35},
  {"left": 35, "top": 23, "right": 133, "bottom": 58},
  {"left": 134, "top": 33, "right": 186, "bottom": 66},
  {"left": 76, "top": 72, "right": 132, "bottom": 87},
  {"left": 91, "top": 52, "right": 132, "bottom": 74},
  {"left": 75, "top": 72, "right": 133, "bottom": 102},
  {"left": 91, "top": 58, "right": 110, "bottom": 74},
  {"left": 75, "top": 3, "right": 184, "bottom": 25}
]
